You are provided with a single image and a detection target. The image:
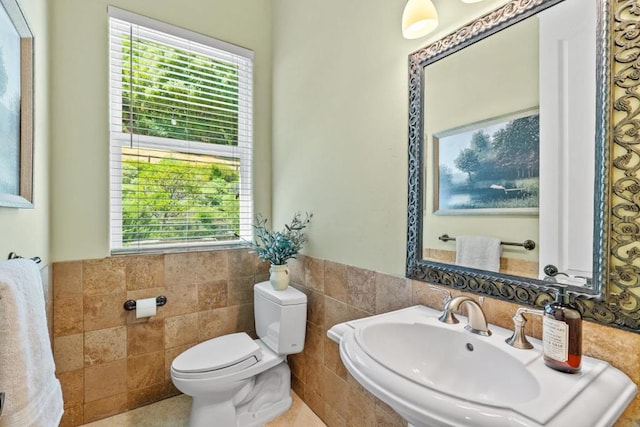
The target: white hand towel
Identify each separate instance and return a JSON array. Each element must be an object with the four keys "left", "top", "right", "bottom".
[
  {"left": 0, "top": 259, "right": 63, "bottom": 427},
  {"left": 455, "top": 236, "right": 502, "bottom": 272}
]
